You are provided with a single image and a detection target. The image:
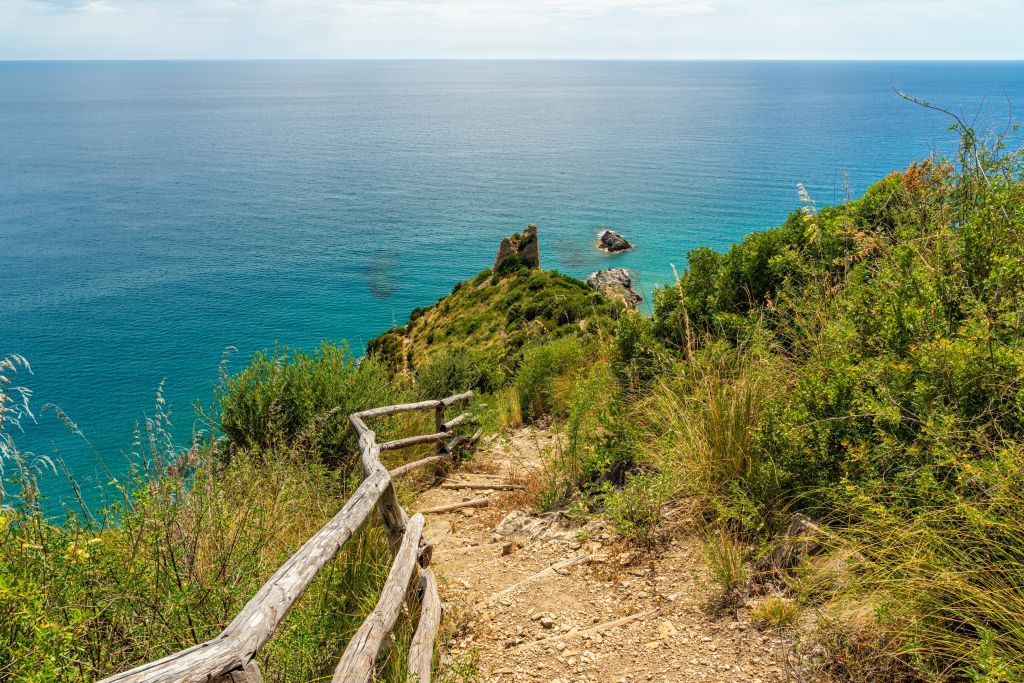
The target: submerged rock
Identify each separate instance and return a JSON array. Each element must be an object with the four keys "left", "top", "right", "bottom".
[
  {"left": 598, "top": 229, "right": 633, "bottom": 253},
  {"left": 493, "top": 224, "right": 541, "bottom": 272},
  {"left": 587, "top": 268, "right": 643, "bottom": 309}
]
